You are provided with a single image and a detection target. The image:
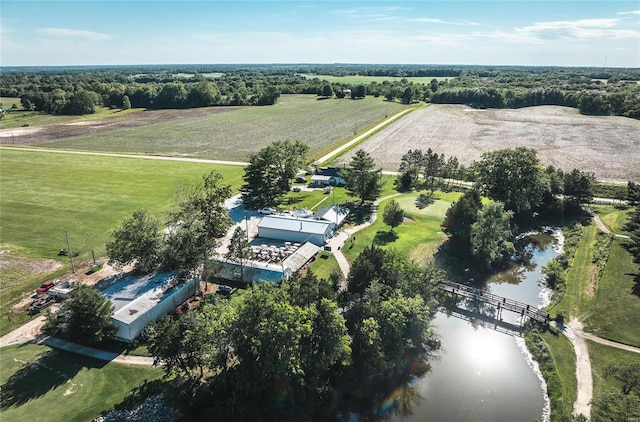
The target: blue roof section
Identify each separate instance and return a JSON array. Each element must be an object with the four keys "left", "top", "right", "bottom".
[{"left": 258, "top": 215, "right": 332, "bottom": 235}]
